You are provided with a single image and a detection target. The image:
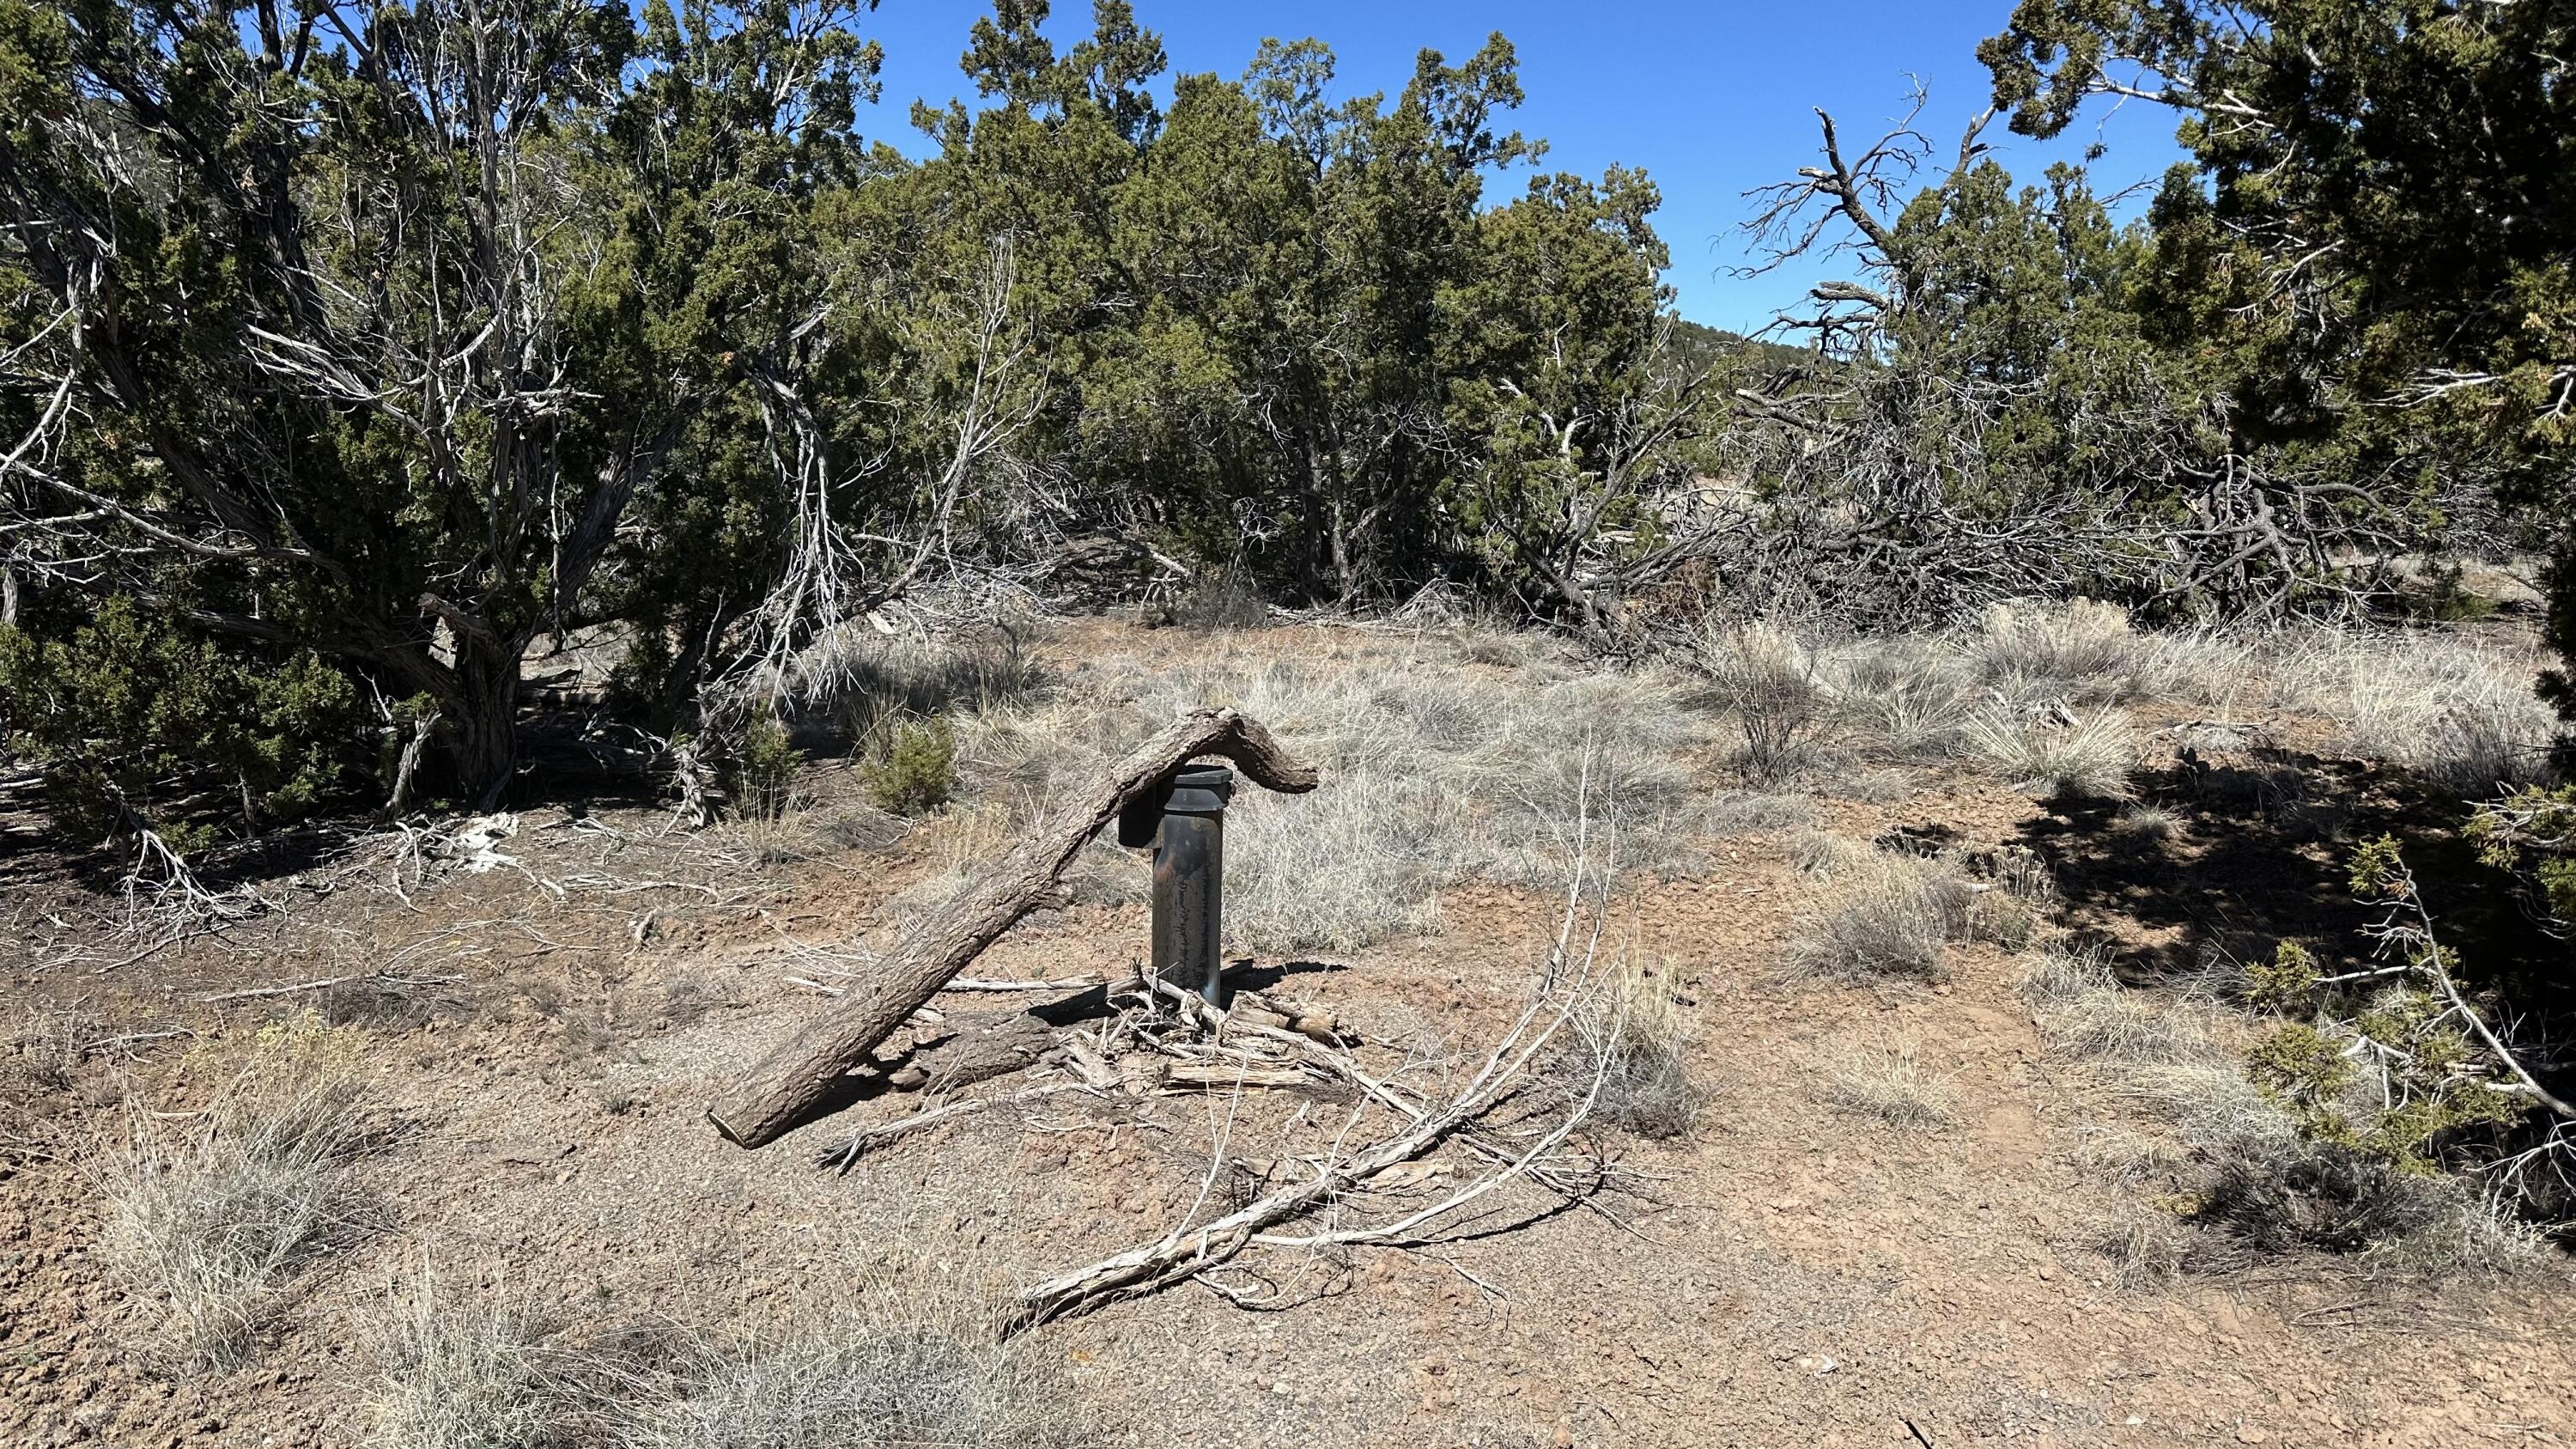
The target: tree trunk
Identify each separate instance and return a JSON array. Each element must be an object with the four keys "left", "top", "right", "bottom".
[
  {"left": 440, "top": 635, "right": 524, "bottom": 810},
  {"left": 705, "top": 707, "right": 1320, "bottom": 1149}
]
